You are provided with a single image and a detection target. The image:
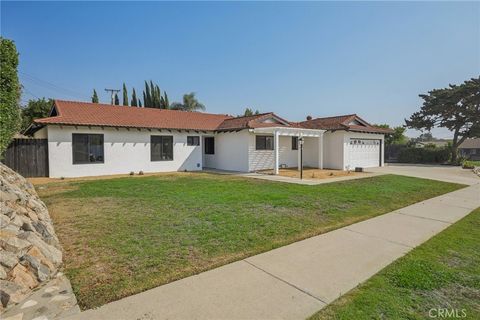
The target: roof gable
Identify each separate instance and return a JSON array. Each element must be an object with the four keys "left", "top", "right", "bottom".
[{"left": 299, "top": 114, "right": 393, "bottom": 134}]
